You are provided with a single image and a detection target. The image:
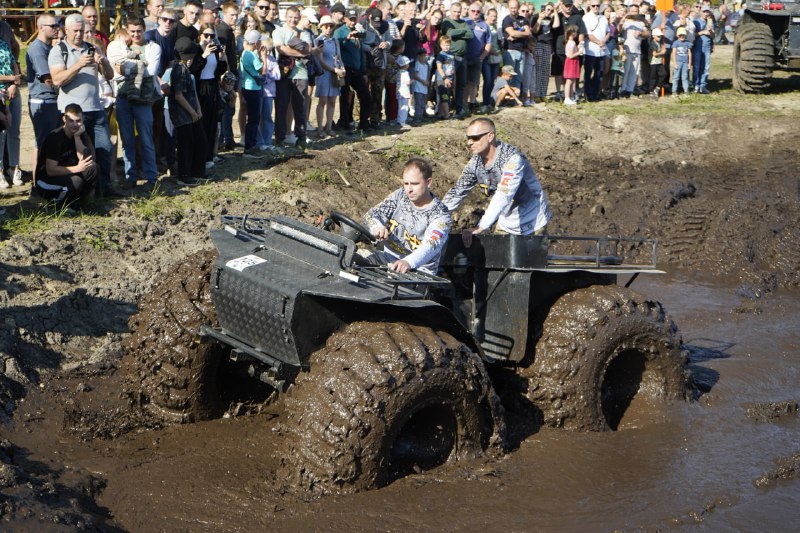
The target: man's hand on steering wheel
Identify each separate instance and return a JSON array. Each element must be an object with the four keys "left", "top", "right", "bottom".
[{"left": 371, "top": 225, "right": 389, "bottom": 240}]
